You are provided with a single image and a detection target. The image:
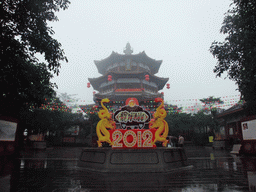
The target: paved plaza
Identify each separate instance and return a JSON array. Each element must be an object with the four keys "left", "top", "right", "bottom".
[{"left": 1, "top": 145, "right": 256, "bottom": 191}]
